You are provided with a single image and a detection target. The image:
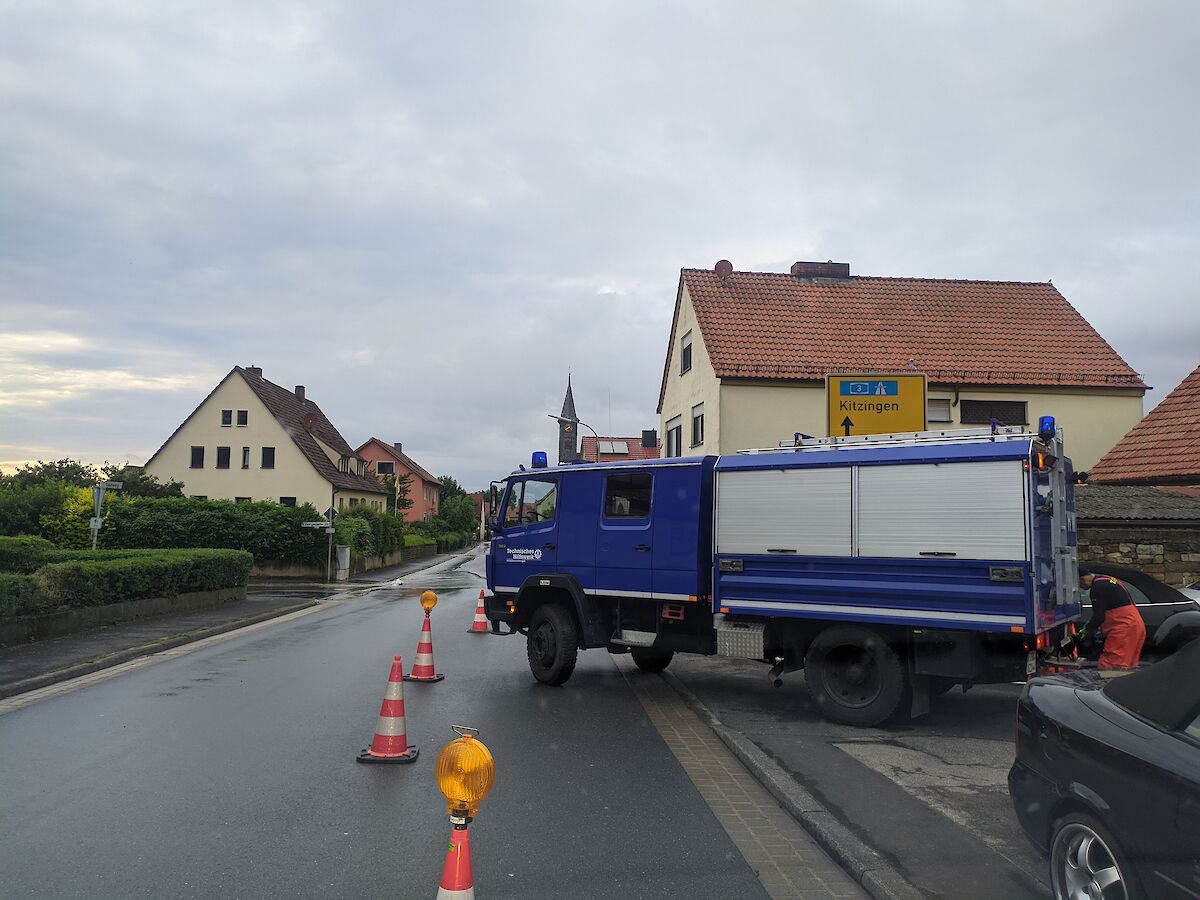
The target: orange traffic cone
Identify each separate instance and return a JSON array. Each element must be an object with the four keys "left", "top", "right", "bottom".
[
  {"left": 467, "top": 590, "right": 489, "bottom": 634},
  {"left": 357, "top": 656, "right": 419, "bottom": 764},
  {"left": 436, "top": 823, "right": 475, "bottom": 899},
  {"left": 405, "top": 612, "right": 444, "bottom": 682}
]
